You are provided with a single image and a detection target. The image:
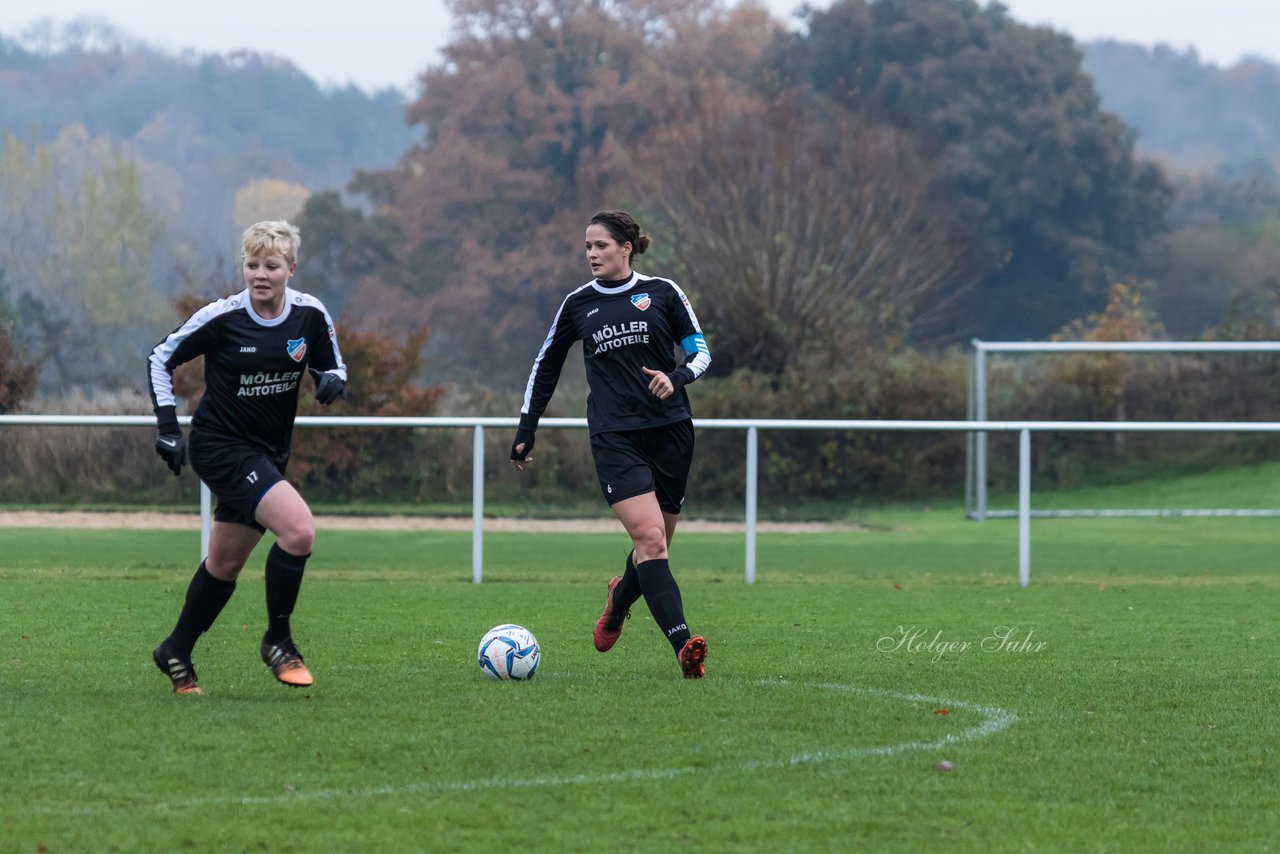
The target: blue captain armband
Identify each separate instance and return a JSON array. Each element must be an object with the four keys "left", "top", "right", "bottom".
[{"left": 681, "top": 333, "right": 709, "bottom": 359}]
